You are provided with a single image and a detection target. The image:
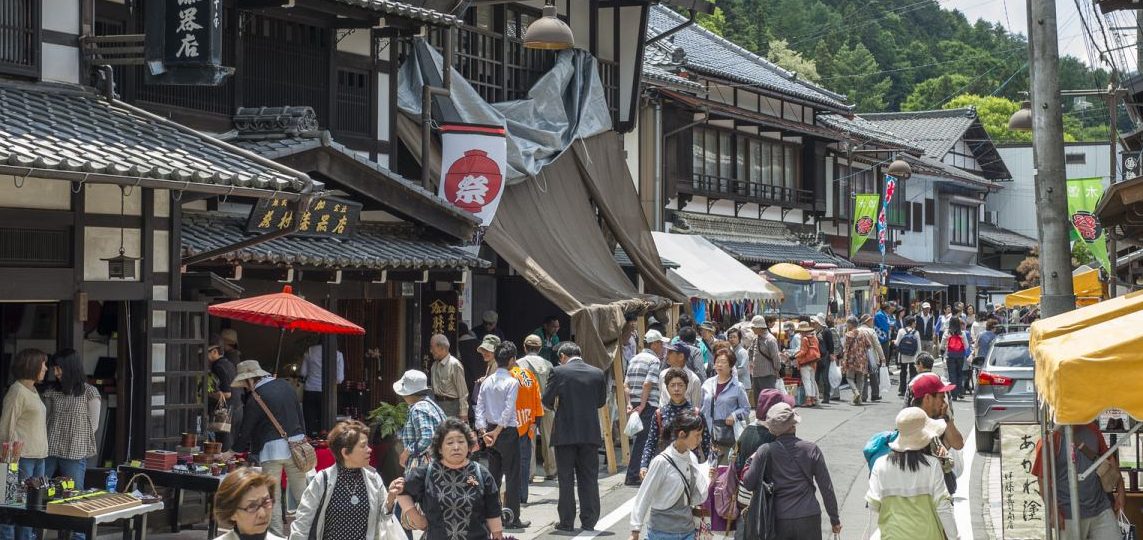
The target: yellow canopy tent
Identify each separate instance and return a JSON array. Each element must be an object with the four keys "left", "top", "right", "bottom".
[
  {"left": 1029, "top": 288, "right": 1143, "bottom": 345},
  {"left": 1032, "top": 303, "right": 1143, "bottom": 424},
  {"left": 1004, "top": 268, "right": 1104, "bottom": 308}
]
